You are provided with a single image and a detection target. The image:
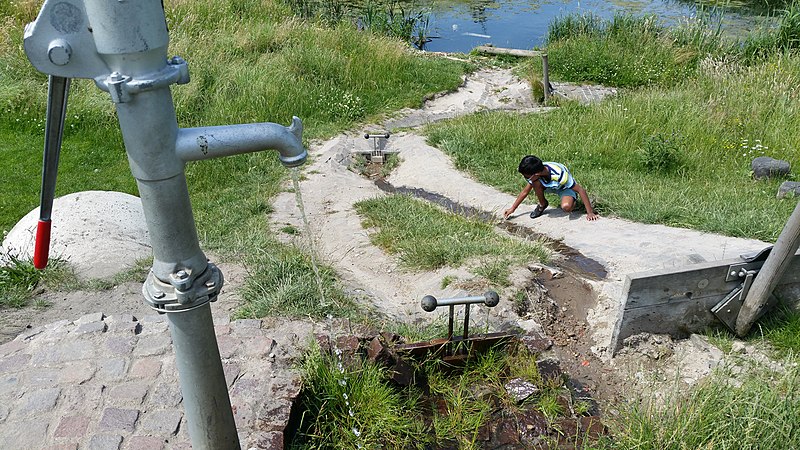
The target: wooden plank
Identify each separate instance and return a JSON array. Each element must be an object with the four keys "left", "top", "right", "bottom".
[
  {"left": 610, "top": 251, "right": 800, "bottom": 353},
  {"left": 474, "top": 45, "right": 542, "bottom": 58}
]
